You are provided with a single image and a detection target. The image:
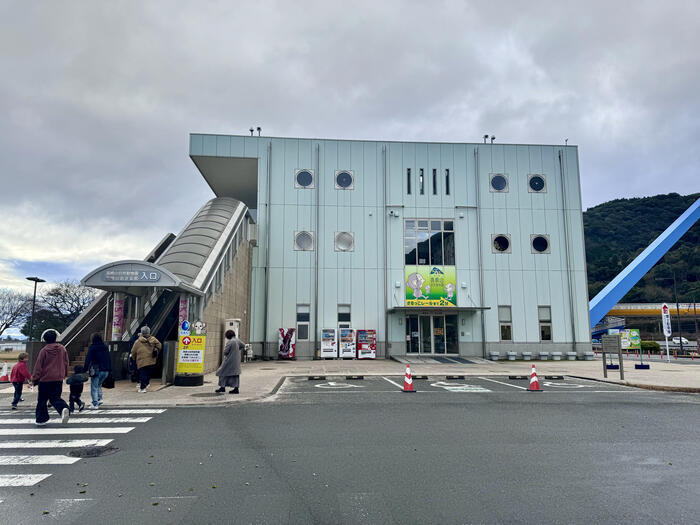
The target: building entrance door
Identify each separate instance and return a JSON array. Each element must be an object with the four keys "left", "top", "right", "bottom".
[{"left": 405, "top": 314, "right": 457, "bottom": 354}]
